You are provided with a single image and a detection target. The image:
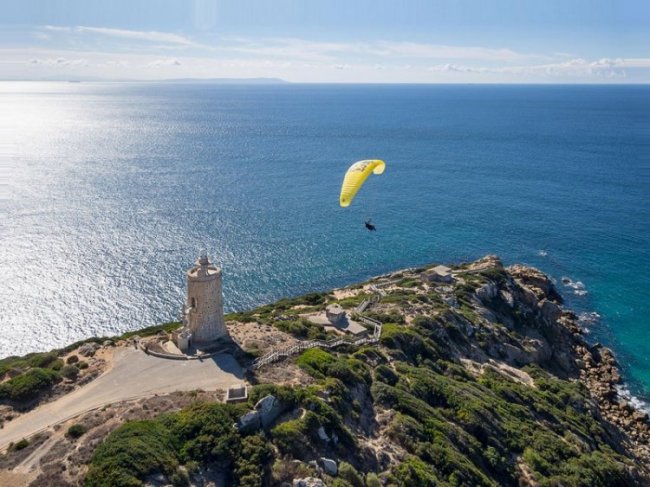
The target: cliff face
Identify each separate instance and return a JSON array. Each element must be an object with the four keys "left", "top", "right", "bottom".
[{"left": 3, "top": 256, "right": 649, "bottom": 487}]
